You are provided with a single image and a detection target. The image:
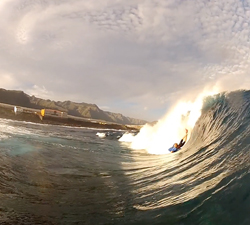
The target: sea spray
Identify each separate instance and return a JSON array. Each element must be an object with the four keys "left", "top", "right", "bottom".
[{"left": 119, "top": 89, "right": 219, "bottom": 154}]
